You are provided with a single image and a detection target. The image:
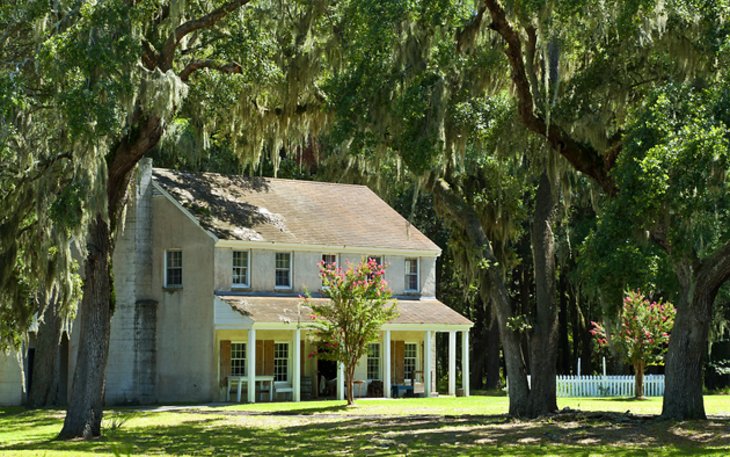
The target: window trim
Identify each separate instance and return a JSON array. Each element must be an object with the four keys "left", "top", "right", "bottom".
[
  {"left": 230, "top": 341, "right": 247, "bottom": 377},
  {"left": 232, "top": 249, "right": 251, "bottom": 288},
  {"left": 404, "top": 258, "right": 420, "bottom": 292},
  {"left": 164, "top": 249, "right": 183, "bottom": 288},
  {"left": 273, "top": 341, "right": 290, "bottom": 382},
  {"left": 274, "top": 252, "right": 293, "bottom": 290}
]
